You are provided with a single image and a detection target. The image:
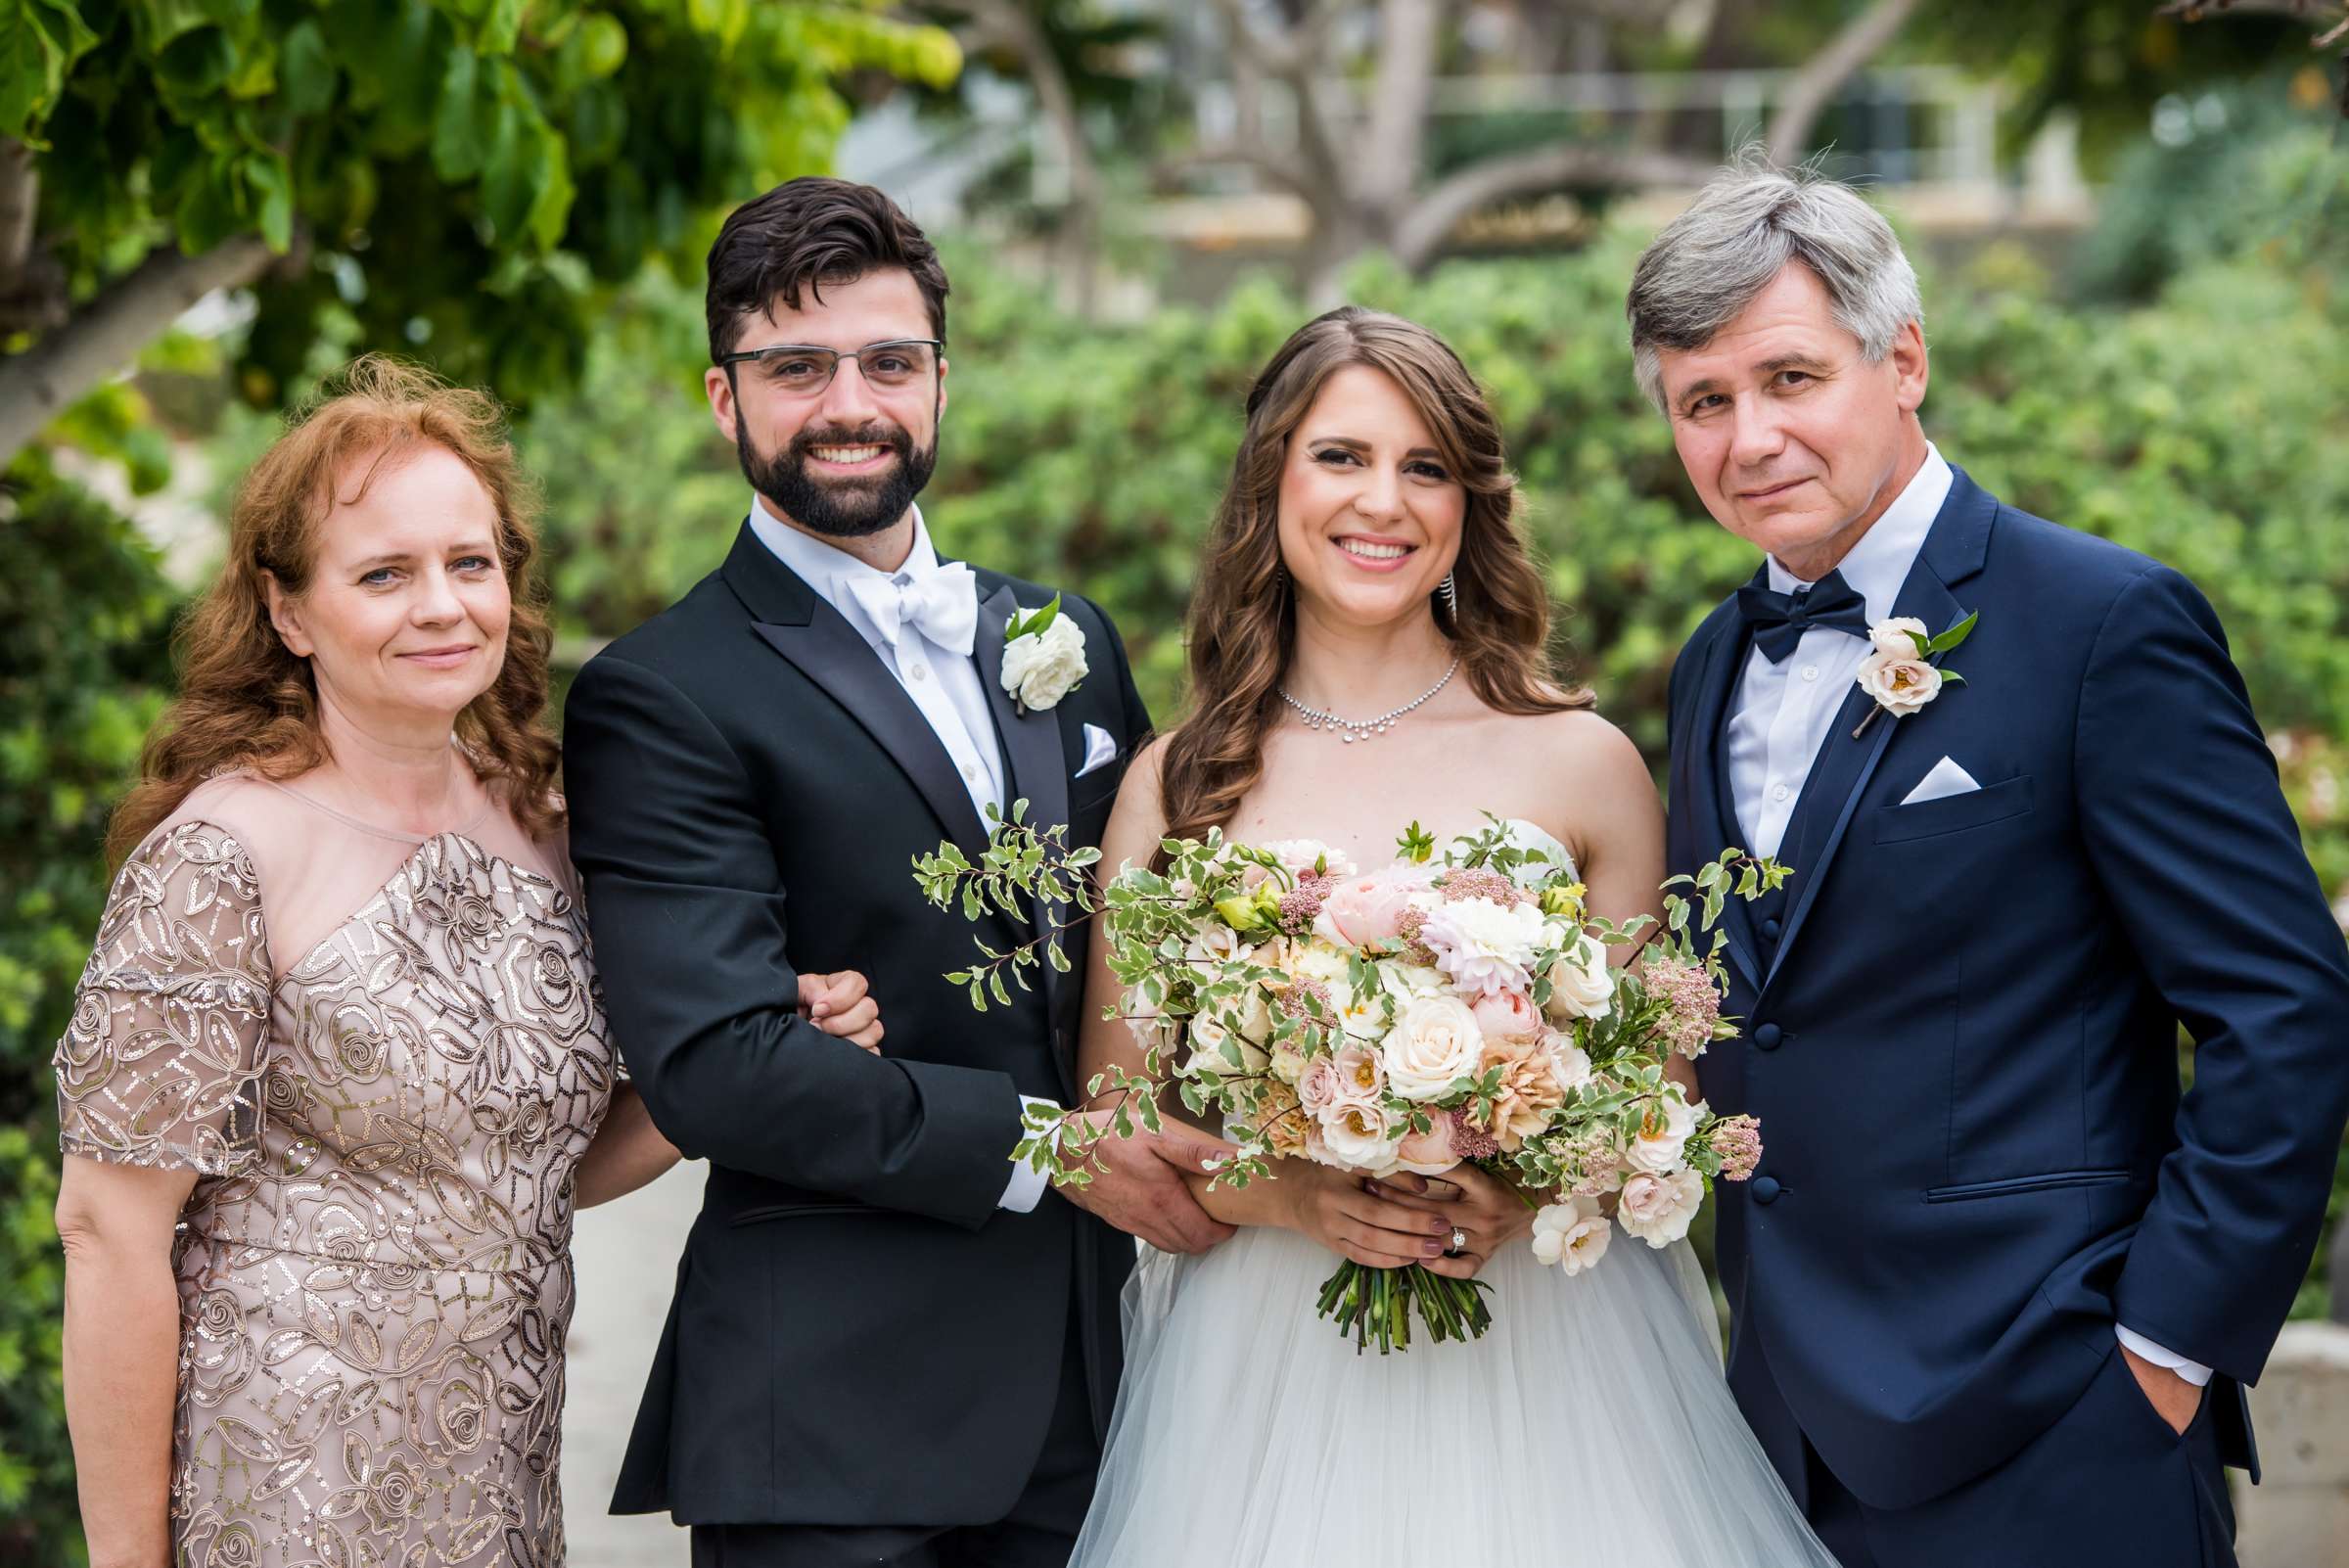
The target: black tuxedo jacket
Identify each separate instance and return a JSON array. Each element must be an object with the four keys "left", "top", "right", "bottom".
[
  {"left": 1668, "top": 465, "right": 2349, "bottom": 1510},
  {"left": 563, "top": 523, "right": 1150, "bottom": 1526}
]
